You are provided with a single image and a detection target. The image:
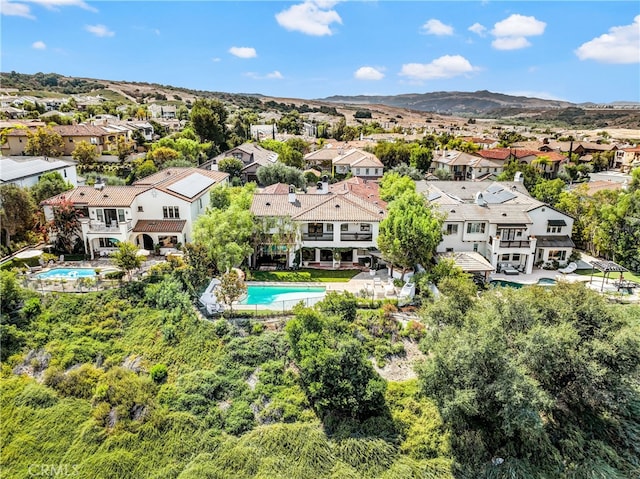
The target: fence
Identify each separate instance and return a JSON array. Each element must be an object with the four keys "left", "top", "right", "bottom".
[{"left": 234, "top": 294, "right": 325, "bottom": 315}]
